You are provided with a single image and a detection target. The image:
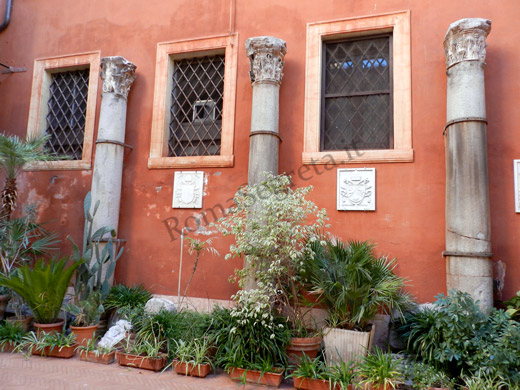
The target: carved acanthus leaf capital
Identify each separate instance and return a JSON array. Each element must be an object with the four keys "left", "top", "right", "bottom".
[
  {"left": 245, "top": 36, "right": 287, "bottom": 85},
  {"left": 100, "top": 56, "right": 137, "bottom": 99},
  {"left": 444, "top": 18, "right": 491, "bottom": 69}
]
